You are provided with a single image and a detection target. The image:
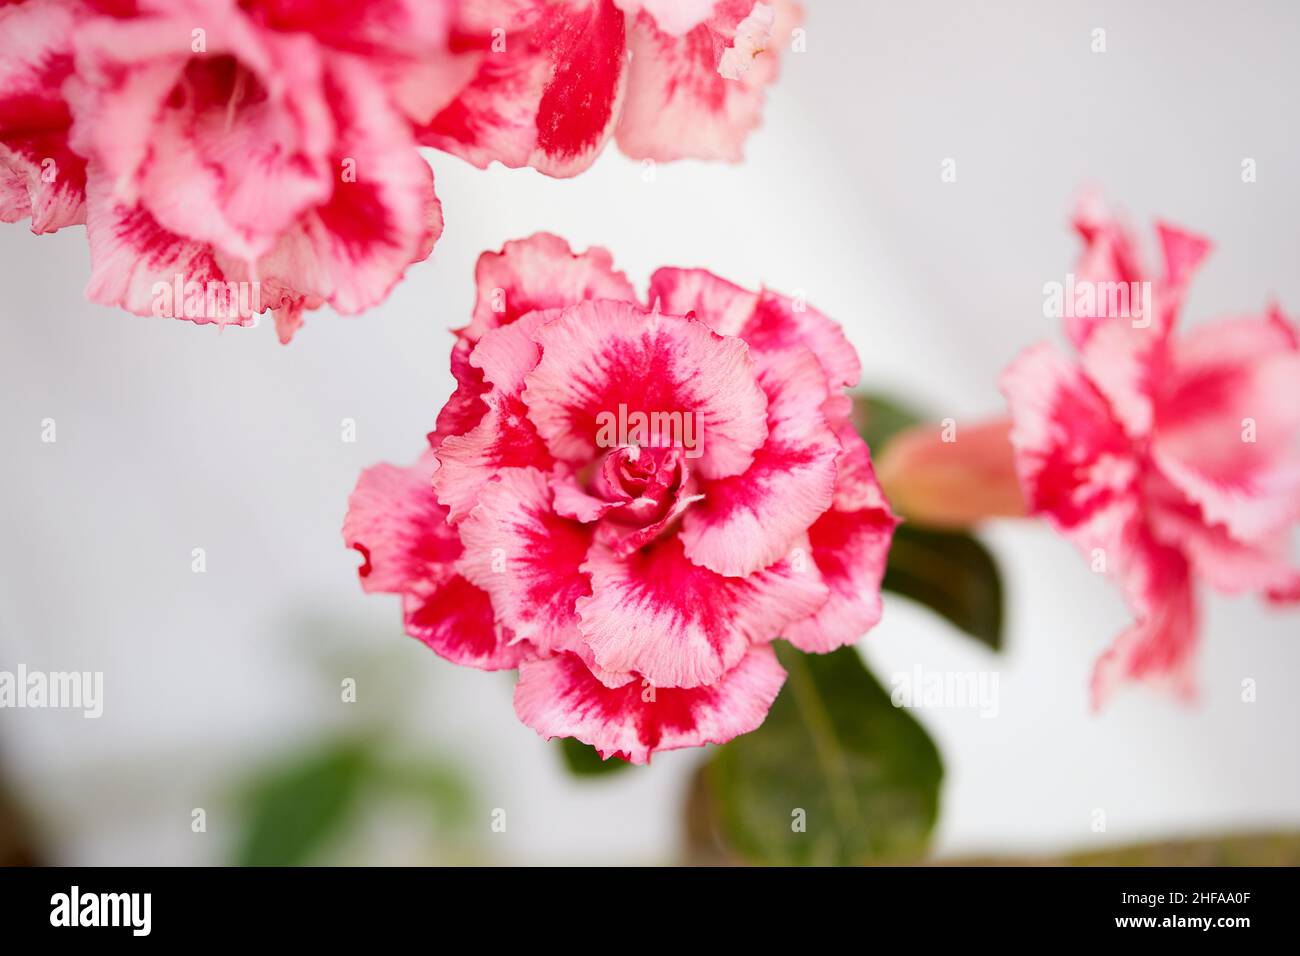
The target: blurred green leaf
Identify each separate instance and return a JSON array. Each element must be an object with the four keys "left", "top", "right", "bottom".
[
  {"left": 375, "top": 758, "right": 475, "bottom": 827},
  {"left": 704, "top": 642, "right": 942, "bottom": 865},
  {"left": 557, "top": 737, "right": 633, "bottom": 777},
  {"left": 236, "top": 740, "right": 369, "bottom": 866},
  {"left": 882, "top": 524, "right": 1004, "bottom": 651},
  {"left": 852, "top": 392, "right": 922, "bottom": 453}
]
